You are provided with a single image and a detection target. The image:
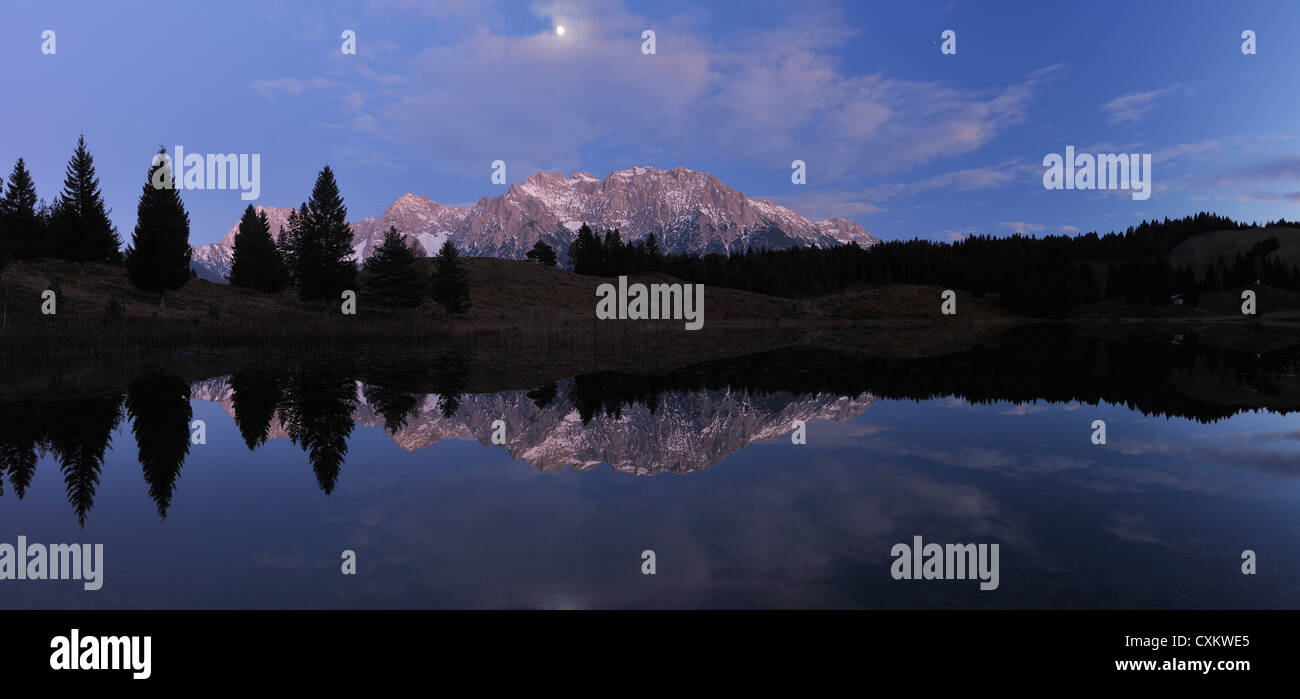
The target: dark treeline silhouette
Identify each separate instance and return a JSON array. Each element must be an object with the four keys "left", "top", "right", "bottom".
[
  {"left": 566, "top": 213, "right": 1300, "bottom": 316},
  {"left": 0, "top": 136, "right": 123, "bottom": 266},
  {"left": 0, "top": 138, "right": 195, "bottom": 305},
  {"left": 0, "top": 392, "right": 124, "bottom": 526},
  {"left": 0, "top": 142, "right": 473, "bottom": 317},
  {"left": 559, "top": 326, "right": 1300, "bottom": 424}
]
